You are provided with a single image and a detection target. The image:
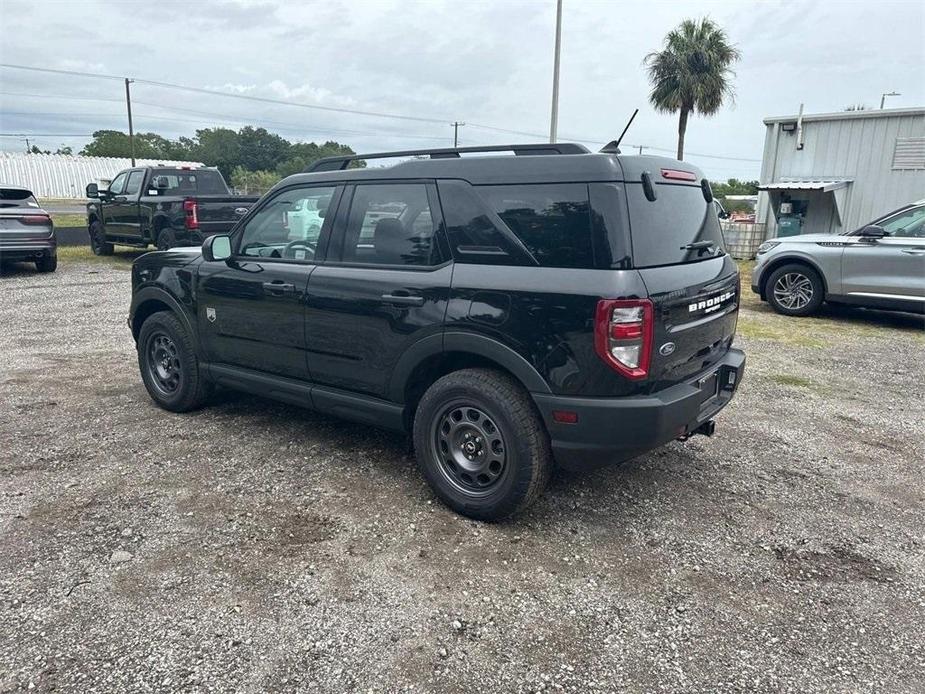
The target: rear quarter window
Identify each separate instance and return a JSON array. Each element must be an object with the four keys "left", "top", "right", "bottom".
[{"left": 626, "top": 182, "right": 726, "bottom": 267}]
